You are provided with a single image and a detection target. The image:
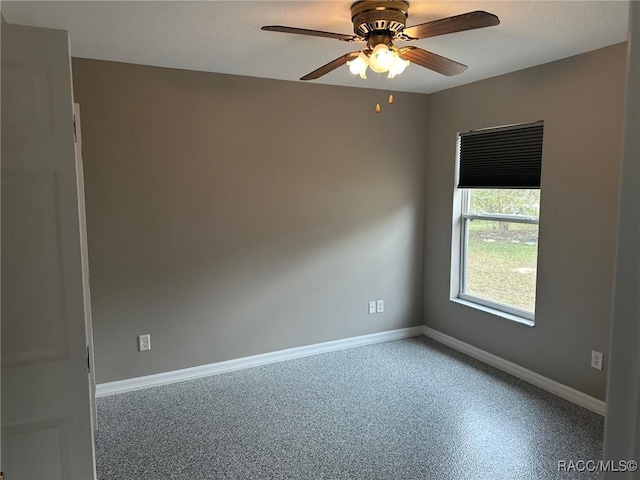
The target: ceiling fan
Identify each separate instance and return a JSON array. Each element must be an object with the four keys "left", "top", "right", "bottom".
[{"left": 262, "top": 0, "right": 500, "bottom": 81}]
